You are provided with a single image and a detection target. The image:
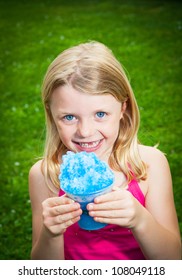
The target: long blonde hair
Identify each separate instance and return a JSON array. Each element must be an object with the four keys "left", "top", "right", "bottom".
[{"left": 41, "top": 41, "right": 147, "bottom": 191}]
